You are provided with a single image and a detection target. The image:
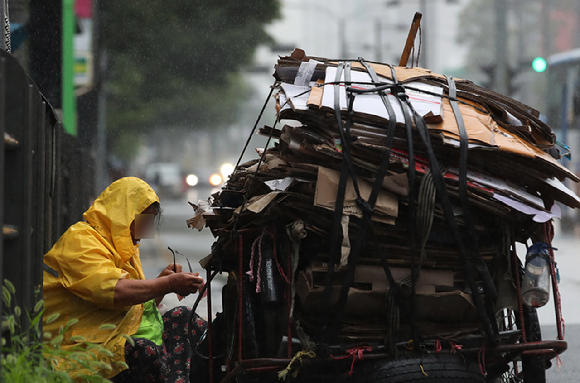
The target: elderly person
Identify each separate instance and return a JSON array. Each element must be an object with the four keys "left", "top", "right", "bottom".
[{"left": 43, "top": 177, "right": 206, "bottom": 382}]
